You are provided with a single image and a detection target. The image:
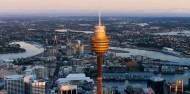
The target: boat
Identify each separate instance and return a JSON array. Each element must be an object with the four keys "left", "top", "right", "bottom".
[
  {"left": 161, "top": 47, "right": 181, "bottom": 57},
  {"left": 177, "top": 32, "right": 185, "bottom": 35}
]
